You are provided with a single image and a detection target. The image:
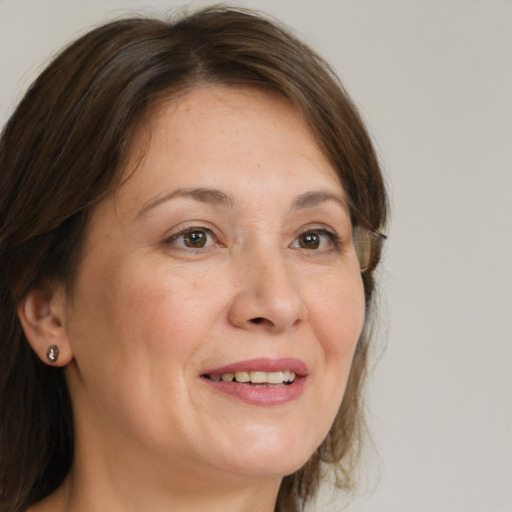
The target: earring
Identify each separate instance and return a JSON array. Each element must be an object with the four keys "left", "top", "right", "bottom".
[{"left": 46, "top": 345, "right": 59, "bottom": 364}]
